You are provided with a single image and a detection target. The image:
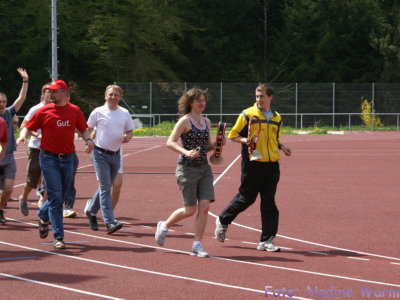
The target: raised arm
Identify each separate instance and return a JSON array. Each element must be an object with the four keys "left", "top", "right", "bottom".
[{"left": 13, "top": 68, "right": 29, "bottom": 113}]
